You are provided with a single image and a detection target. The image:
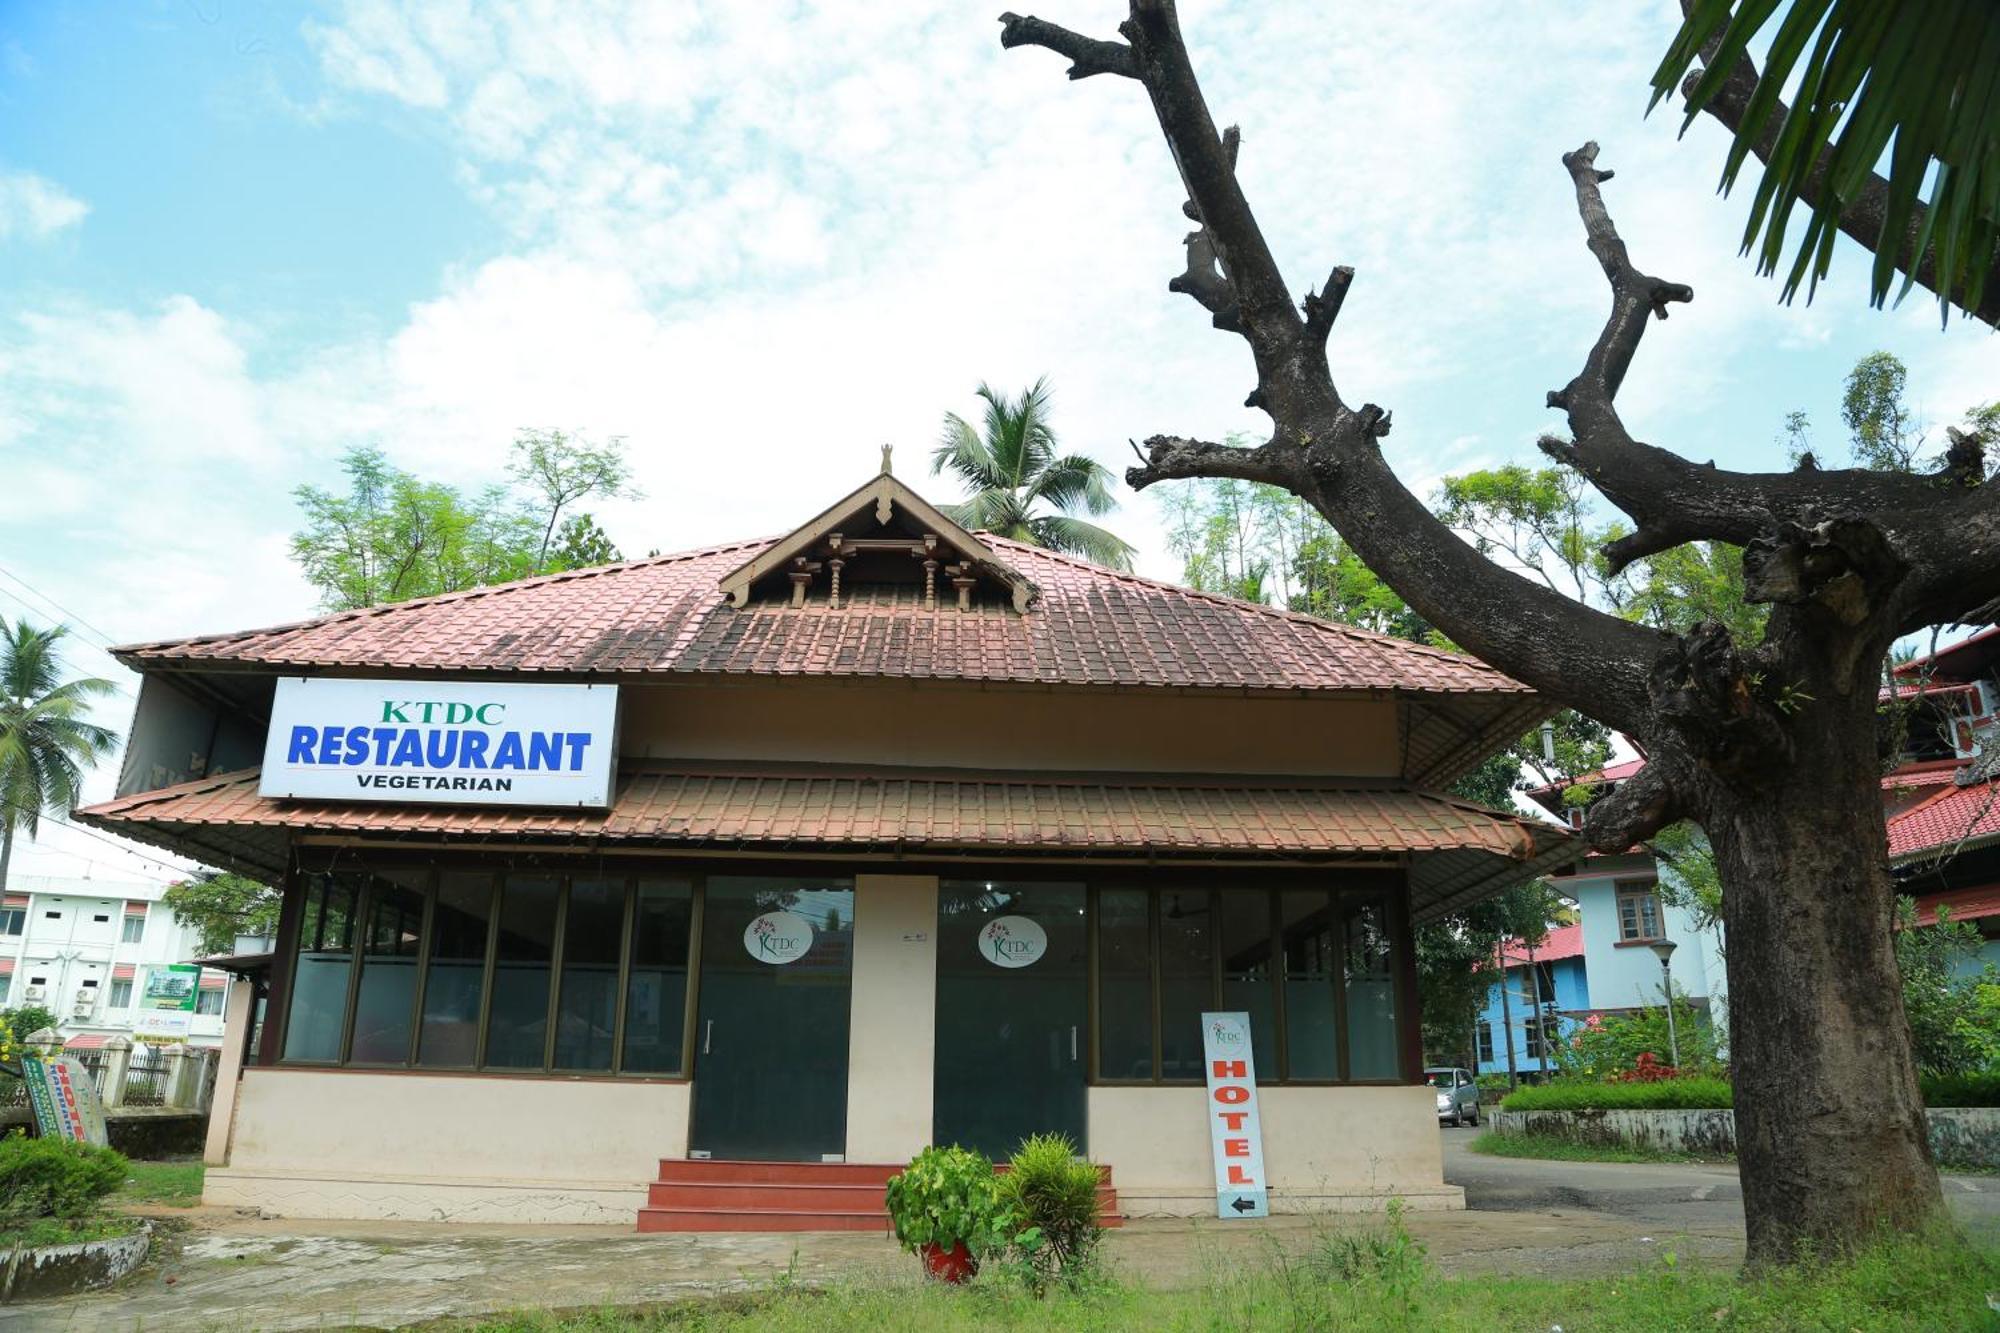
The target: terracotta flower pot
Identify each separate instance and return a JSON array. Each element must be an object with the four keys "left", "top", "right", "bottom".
[{"left": 918, "top": 1240, "right": 978, "bottom": 1284}]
